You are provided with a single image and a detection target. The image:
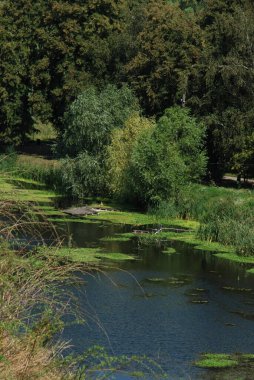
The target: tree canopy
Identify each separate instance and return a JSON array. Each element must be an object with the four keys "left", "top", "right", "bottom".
[
  {"left": 127, "top": 107, "right": 207, "bottom": 205},
  {"left": 58, "top": 84, "right": 139, "bottom": 157},
  {"left": 0, "top": 0, "right": 253, "bottom": 180}
]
